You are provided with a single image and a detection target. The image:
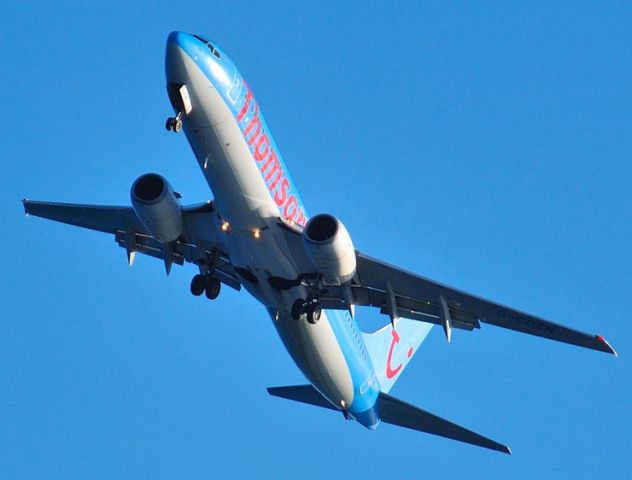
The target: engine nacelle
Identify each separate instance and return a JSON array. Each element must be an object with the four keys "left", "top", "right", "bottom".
[
  {"left": 131, "top": 173, "right": 184, "bottom": 243},
  {"left": 303, "top": 214, "right": 356, "bottom": 284}
]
